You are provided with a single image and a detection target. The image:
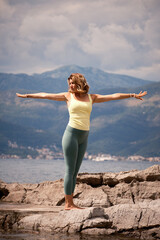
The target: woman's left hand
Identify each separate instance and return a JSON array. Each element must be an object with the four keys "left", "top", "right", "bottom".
[{"left": 135, "top": 91, "right": 147, "bottom": 100}]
